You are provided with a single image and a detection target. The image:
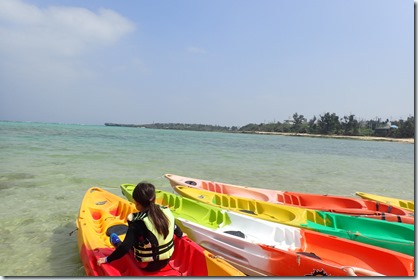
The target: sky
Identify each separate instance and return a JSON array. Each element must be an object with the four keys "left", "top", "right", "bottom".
[{"left": 0, "top": 0, "right": 414, "bottom": 127}]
